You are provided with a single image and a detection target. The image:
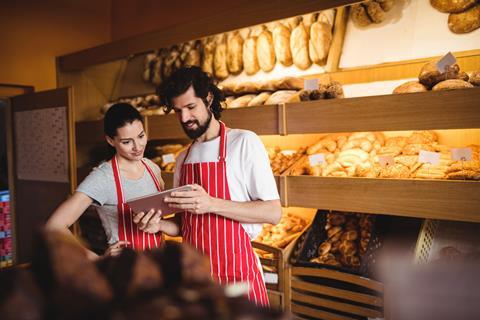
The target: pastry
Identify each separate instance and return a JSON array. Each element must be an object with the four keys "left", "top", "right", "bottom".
[
  {"left": 407, "top": 131, "right": 438, "bottom": 144},
  {"left": 226, "top": 32, "right": 243, "bottom": 75},
  {"left": 256, "top": 28, "right": 276, "bottom": 72},
  {"left": 432, "top": 79, "right": 474, "bottom": 91},
  {"left": 469, "top": 70, "right": 480, "bottom": 86},
  {"left": 290, "top": 22, "right": 311, "bottom": 70},
  {"left": 402, "top": 143, "right": 435, "bottom": 155},
  {"left": 272, "top": 23, "right": 293, "bottom": 66},
  {"left": 393, "top": 81, "right": 428, "bottom": 94}
]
